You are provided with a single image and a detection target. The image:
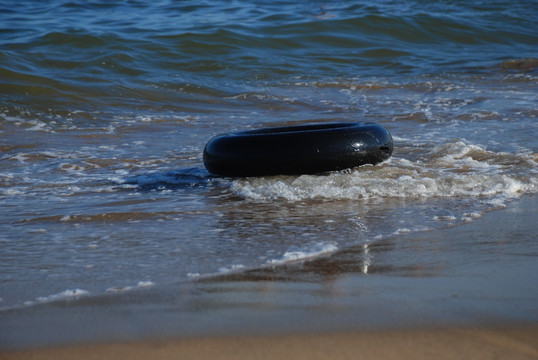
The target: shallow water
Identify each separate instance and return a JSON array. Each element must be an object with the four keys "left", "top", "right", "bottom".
[
  {"left": 1, "top": 195, "right": 536, "bottom": 348},
  {"left": 0, "top": 0, "right": 537, "bottom": 320}
]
